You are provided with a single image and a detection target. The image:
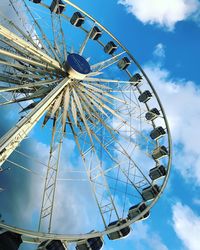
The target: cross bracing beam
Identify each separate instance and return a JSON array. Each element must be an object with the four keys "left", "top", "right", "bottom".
[{"left": 38, "top": 113, "right": 63, "bottom": 233}]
